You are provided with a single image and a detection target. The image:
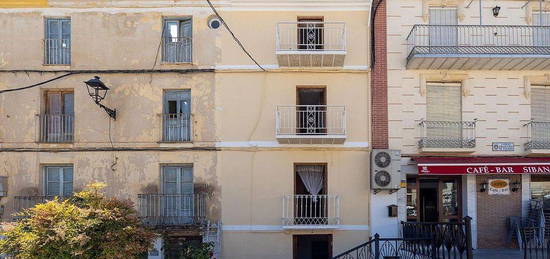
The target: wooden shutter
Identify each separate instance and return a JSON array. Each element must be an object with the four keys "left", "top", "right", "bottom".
[
  {"left": 426, "top": 83, "right": 462, "bottom": 122},
  {"left": 532, "top": 86, "right": 550, "bottom": 121},
  {"left": 429, "top": 8, "right": 458, "bottom": 25}
]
